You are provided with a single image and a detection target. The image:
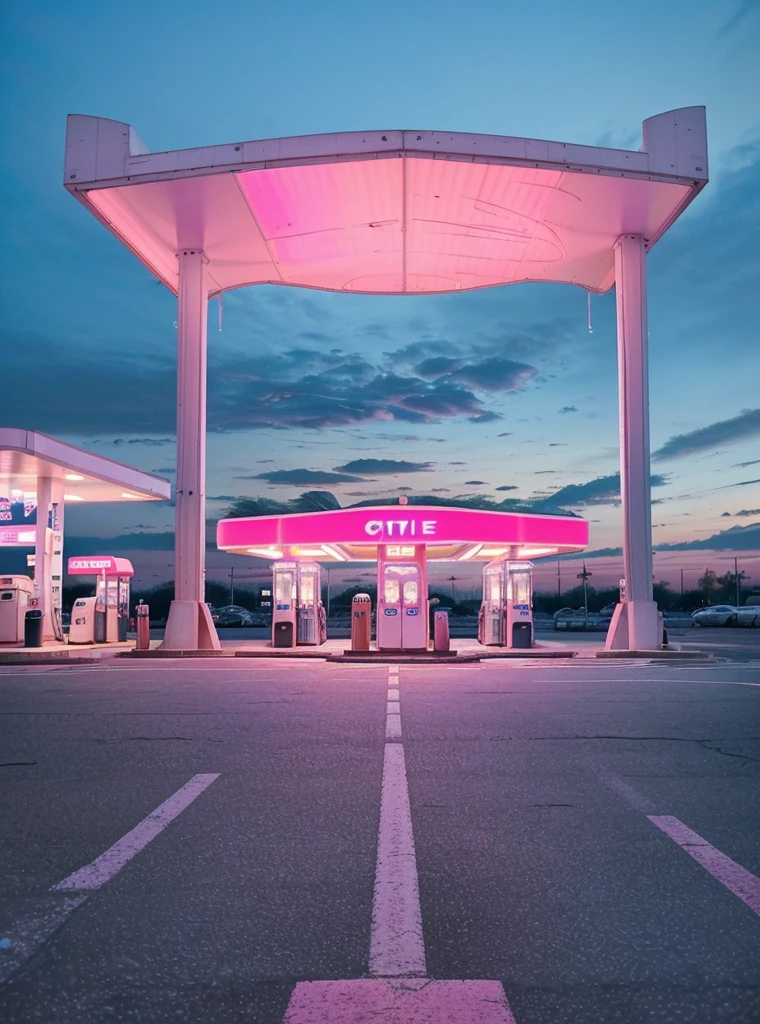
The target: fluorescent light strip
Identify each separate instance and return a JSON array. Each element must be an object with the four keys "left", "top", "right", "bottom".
[
  {"left": 459, "top": 544, "right": 483, "bottom": 560},
  {"left": 321, "top": 544, "right": 347, "bottom": 561},
  {"left": 63, "top": 494, "right": 85, "bottom": 501}
]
